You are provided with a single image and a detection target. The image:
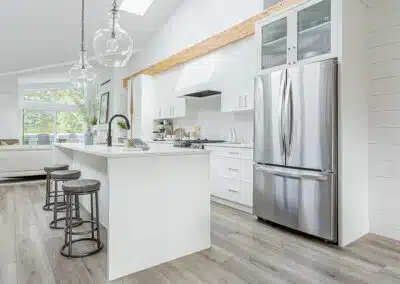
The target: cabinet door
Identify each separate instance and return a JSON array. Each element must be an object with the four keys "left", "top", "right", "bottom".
[
  {"left": 295, "top": 0, "right": 335, "bottom": 62},
  {"left": 171, "top": 98, "right": 186, "bottom": 118},
  {"left": 258, "top": 15, "right": 289, "bottom": 71}
]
